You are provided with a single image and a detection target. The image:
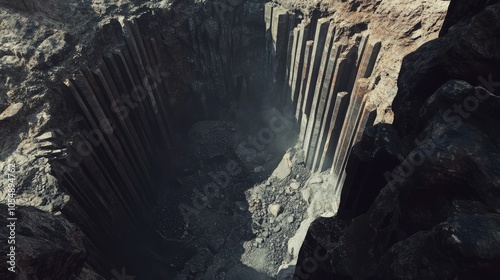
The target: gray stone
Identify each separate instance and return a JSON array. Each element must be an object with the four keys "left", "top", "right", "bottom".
[
  {"left": 268, "top": 204, "right": 283, "bottom": 217},
  {"left": 301, "top": 188, "right": 311, "bottom": 204},
  {"left": 309, "top": 176, "right": 323, "bottom": 184},
  {"left": 272, "top": 153, "right": 292, "bottom": 179},
  {"left": 254, "top": 166, "right": 264, "bottom": 173},
  {"left": 0, "top": 102, "right": 23, "bottom": 121},
  {"left": 274, "top": 225, "right": 282, "bottom": 233},
  {"left": 290, "top": 182, "right": 300, "bottom": 190}
]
